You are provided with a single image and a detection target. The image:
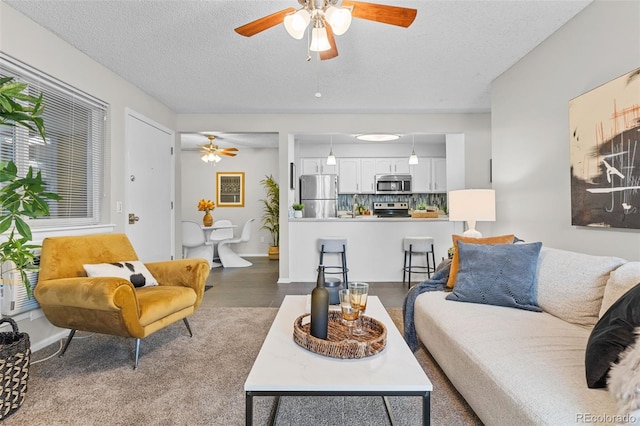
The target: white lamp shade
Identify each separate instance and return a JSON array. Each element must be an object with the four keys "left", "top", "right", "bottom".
[
  {"left": 310, "top": 27, "right": 331, "bottom": 51},
  {"left": 448, "top": 189, "right": 496, "bottom": 222},
  {"left": 408, "top": 150, "right": 419, "bottom": 165},
  {"left": 284, "top": 9, "right": 310, "bottom": 40},
  {"left": 324, "top": 6, "right": 352, "bottom": 35},
  {"left": 326, "top": 154, "right": 336, "bottom": 165}
]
